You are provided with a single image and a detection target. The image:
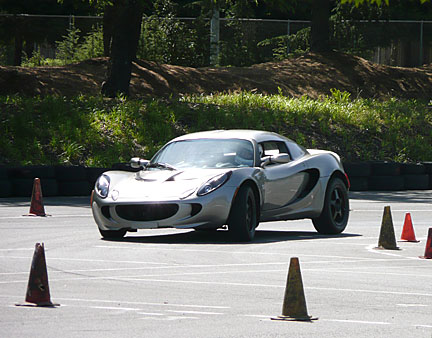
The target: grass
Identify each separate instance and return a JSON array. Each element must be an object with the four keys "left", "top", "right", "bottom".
[{"left": 1, "top": 92, "right": 431, "bottom": 167}]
